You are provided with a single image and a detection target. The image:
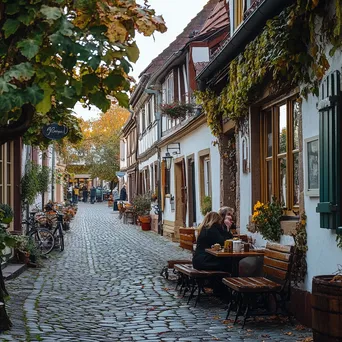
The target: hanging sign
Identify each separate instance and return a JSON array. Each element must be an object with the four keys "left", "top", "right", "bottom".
[{"left": 42, "top": 123, "right": 69, "bottom": 140}]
